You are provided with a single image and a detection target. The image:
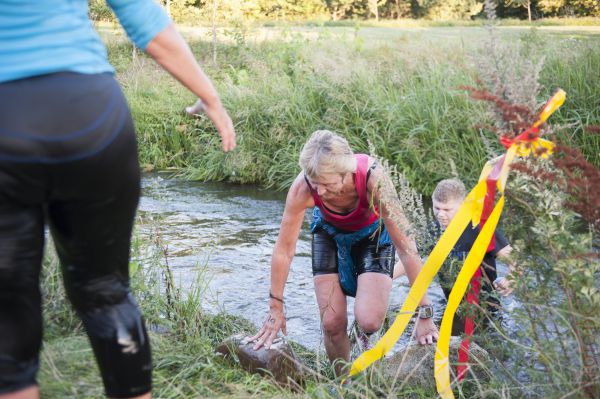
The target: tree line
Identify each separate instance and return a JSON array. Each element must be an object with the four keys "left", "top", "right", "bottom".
[{"left": 90, "top": 0, "right": 599, "bottom": 24}]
